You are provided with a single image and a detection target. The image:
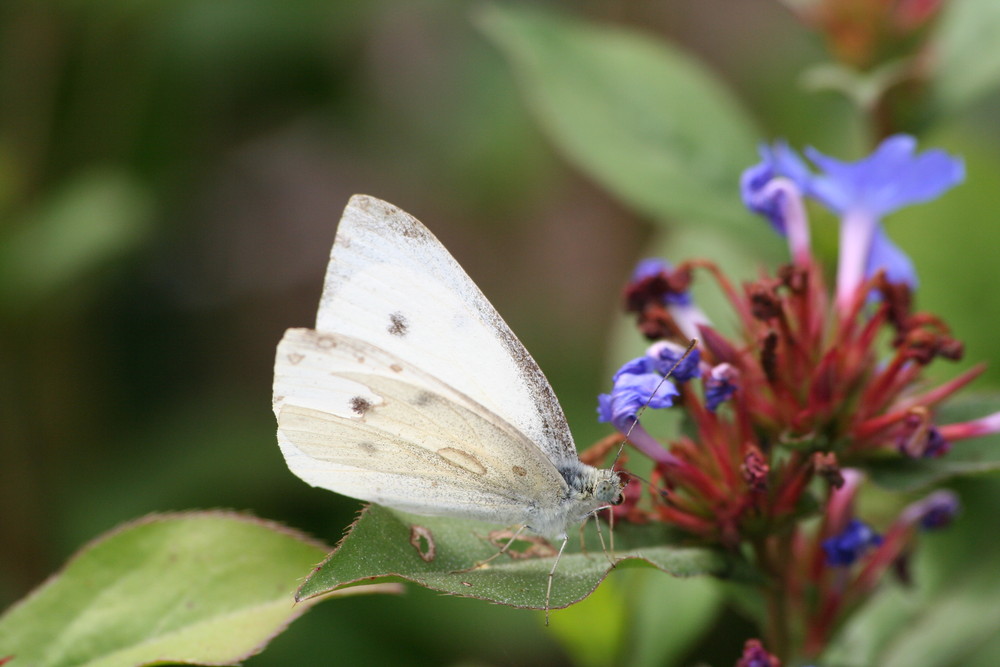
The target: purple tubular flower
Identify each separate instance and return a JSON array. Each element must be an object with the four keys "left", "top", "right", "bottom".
[
  {"left": 597, "top": 359, "right": 679, "bottom": 432},
  {"left": 922, "top": 427, "right": 951, "bottom": 458},
  {"left": 866, "top": 225, "right": 919, "bottom": 291},
  {"left": 646, "top": 341, "right": 701, "bottom": 383},
  {"left": 897, "top": 419, "right": 951, "bottom": 459},
  {"left": 632, "top": 257, "right": 668, "bottom": 281},
  {"left": 735, "top": 639, "right": 780, "bottom": 667},
  {"left": 704, "top": 362, "right": 738, "bottom": 411},
  {"left": 807, "top": 135, "right": 963, "bottom": 307},
  {"left": 631, "top": 258, "right": 693, "bottom": 306},
  {"left": 741, "top": 141, "right": 813, "bottom": 235},
  {"left": 901, "top": 490, "right": 961, "bottom": 531},
  {"left": 740, "top": 144, "right": 812, "bottom": 264},
  {"left": 822, "top": 519, "right": 883, "bottom": 566},
  {"left": 744, "top": 135, "right": 963, "bottom": 310},
  {"left": 741, "top": 162, "right": 788, "bottom": 235},
  {"left": 598, "top": 359, "right": 680, "bottom": 465},
  {"left": 804, "top": 135, "right": 964, "bottom": 217},
  {"left": 612, "top": 356, "right": 655, "bottom": 380}
]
